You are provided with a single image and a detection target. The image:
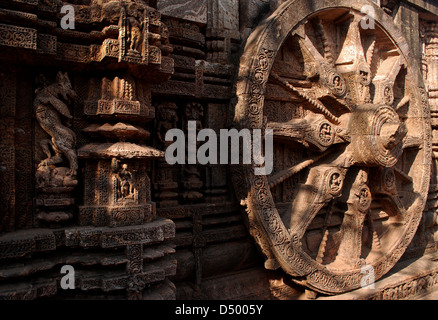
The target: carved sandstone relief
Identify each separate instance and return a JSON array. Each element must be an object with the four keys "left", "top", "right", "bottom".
[
  {"left": 34, "top": 71, "right": 78, "bottom": 225},
  {"left": 76, "top": 1, "right": 173, "bottom": 229},
  {"left": 153, "top": 102, "right": 179, "bottom": 208},
  {"left": 0, "top": 0, "right": 178, "bottom": 300},
  {"left": 91, "top": 0, "right": 172, "bottom": 70},
  {"left": 182, "top": 102, "right": 204, "bottom": 203},
  {"left": 420, "top": 21, "right": 438, "bottom": 250},
  {"left": 233, "top": 0, "right": 431, "bottom": 294}
]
